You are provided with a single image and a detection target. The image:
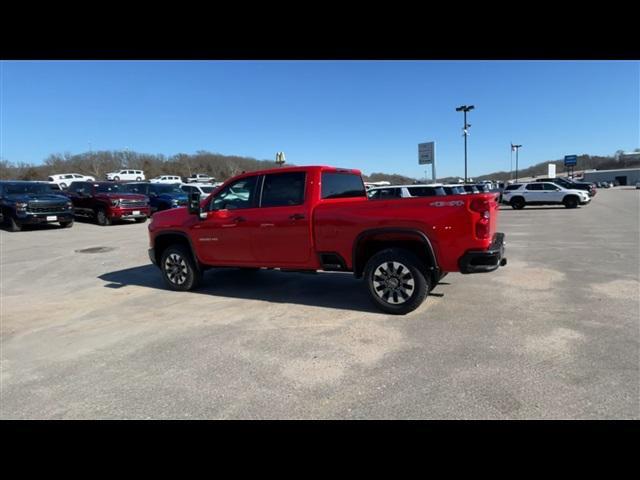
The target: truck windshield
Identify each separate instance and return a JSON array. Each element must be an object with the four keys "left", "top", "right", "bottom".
[
  {"left": 152, "top": 184, "right": 184, "bottom": 195},
  {"left": 95, "top": 183, "right": 126, "bottom": 193},
  {"left": 3, "top": 183, "right": 52, "bottom": 195},
  {"left": 407, "top": 186, "right": 446, "bottom": 197}
]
